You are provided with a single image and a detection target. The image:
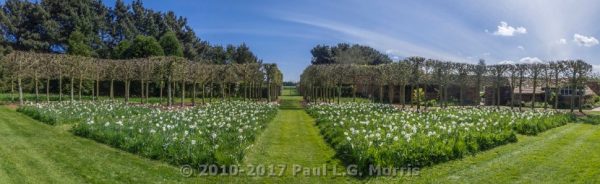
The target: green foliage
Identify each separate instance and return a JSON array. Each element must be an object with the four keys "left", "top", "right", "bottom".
[
  {"left": 0, "top": 0, "right": 259, "bottom": 63},
  {"left": 412, "top": 88, "right": 425, "bottom": 104},
  {"left": 19, "top": 100, "right": 278, "bottom": 169},
  {"left": 67, "top": 30, "right": 92, "bottom": 56},
  {"left": 306, "top": 103, "right": 569, "bottom": 171},
  {"left": 513, "top": 112, "right": 573, "bottom": 135},
  {"left": 310, "top": 43, "right": 392, "bottom": 65},
  {"left": 159, "top": 31, "right": 183, "bottom": 57},
  {"left": 122, "top": 35, "right": 164, "bottom": 59},
  {"left": 113, "top": 40, "right": 131, "bottom": 59}
]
